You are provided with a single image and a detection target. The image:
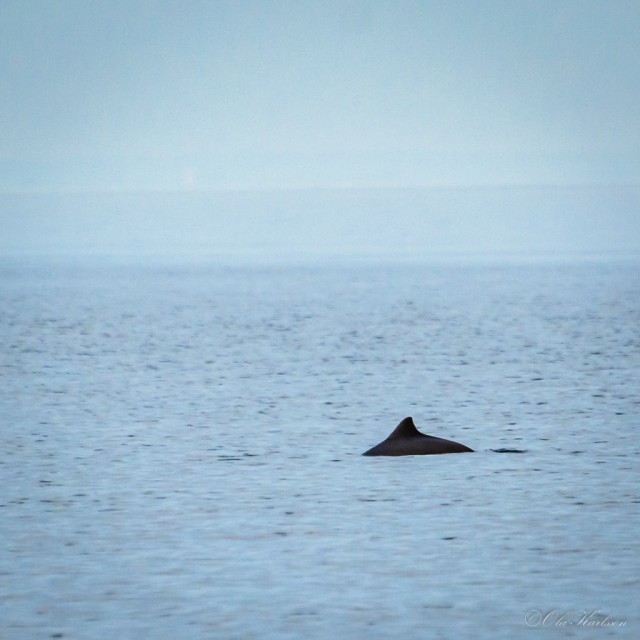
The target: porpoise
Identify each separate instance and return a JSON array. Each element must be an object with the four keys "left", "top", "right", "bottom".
[{"left": 363, "top": 417, "right": 473, "bottom": 456}]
